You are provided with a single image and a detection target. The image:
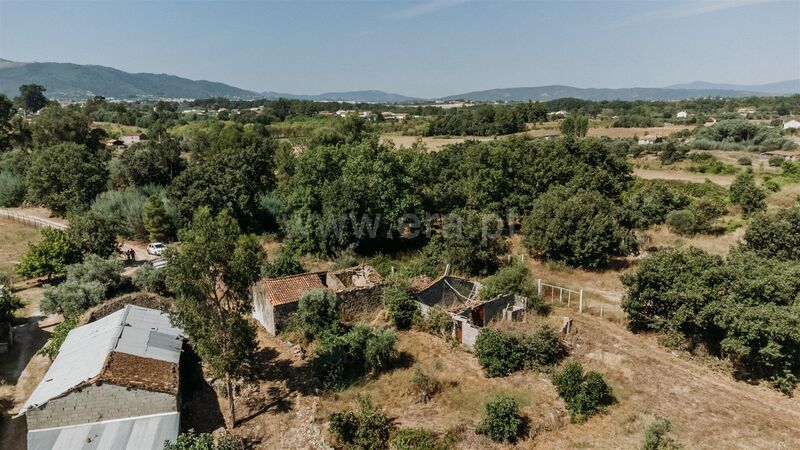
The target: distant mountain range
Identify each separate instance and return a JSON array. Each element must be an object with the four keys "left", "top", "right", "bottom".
[{"left": 0, "top": 59, "right": 797, "bottom": 103}]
